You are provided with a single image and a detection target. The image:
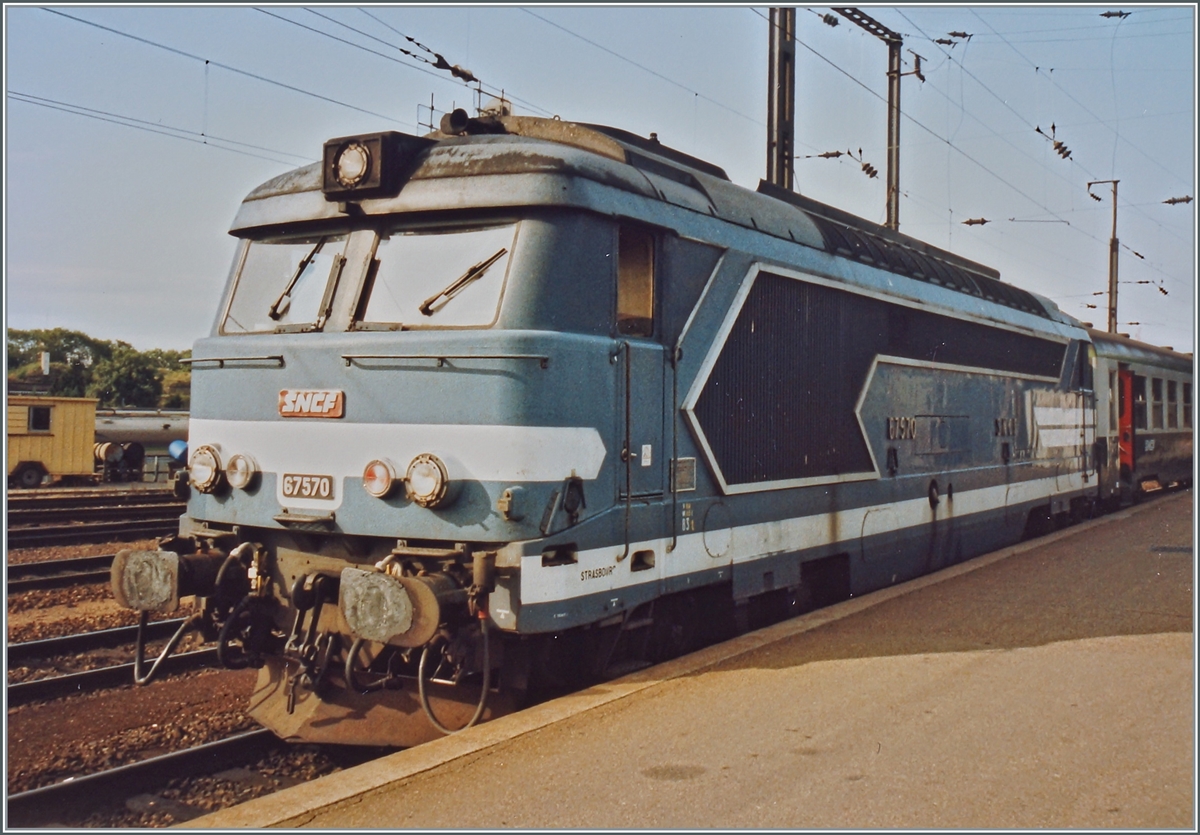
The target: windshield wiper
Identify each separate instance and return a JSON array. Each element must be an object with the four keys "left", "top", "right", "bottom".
[
  {"left": 418, "top": 248, "right": 508, "bottom": 317},
  {"left": 269, "top": 238, "right": 327, "bottom": 321}
]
